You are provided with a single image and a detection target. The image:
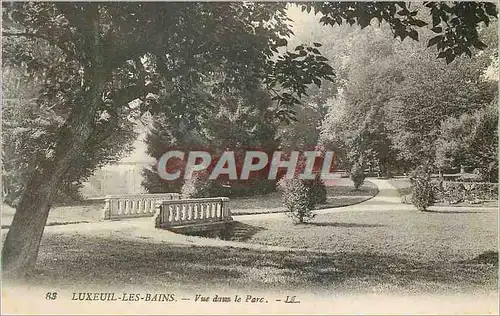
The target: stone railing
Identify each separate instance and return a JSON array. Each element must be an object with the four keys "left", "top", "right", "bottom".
[
  {"left": 102, "top": 193, "right": 181, "bottom": 220},
  {"left": 155, "top": 197, "right": 232, "bottom": 229}
]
